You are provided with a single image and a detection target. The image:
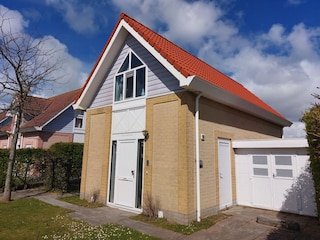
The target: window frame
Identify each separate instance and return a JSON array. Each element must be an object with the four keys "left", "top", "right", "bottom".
[
  {"left": 114, "top": 51, "right": 146, "bottom": 103},
  {"left": 74, "top": 110, "right": 85, "bottom": 131}
]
